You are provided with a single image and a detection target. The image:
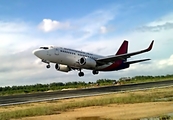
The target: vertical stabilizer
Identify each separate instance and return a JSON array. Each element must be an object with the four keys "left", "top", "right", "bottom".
[{"left": 116, "top": 40, "right": 128, "bottom": 55}]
